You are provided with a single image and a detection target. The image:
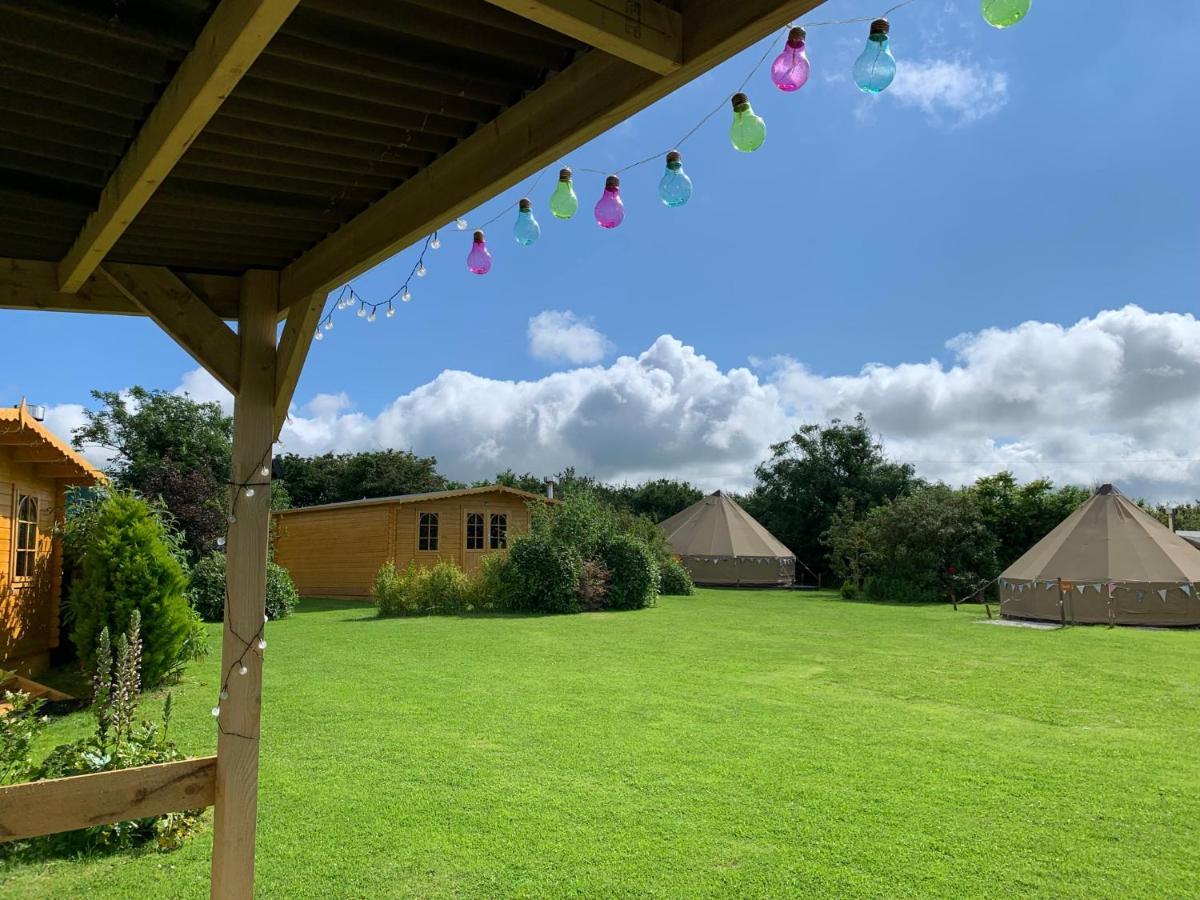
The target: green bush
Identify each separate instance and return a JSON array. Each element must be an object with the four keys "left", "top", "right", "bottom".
[
  {"left": 187, "top": 551, "right": 299, "bottom": 622},
  {"left": 598, "top": 533, "right": 660, "bottom": 610},
  {"left": 658, "top": 557, "right": 695, "bottom": 596},
  {"left": 66, "top": 493, "right": 205, "bottom": 689},
  {"left": 373, "top": 560, "right": 474, "bottom": 617},
  {"left": 863, "top": 574, "right": 934, "bottom": 604},
  {"left": 473, "top": 553, "right": 516, "bottom": 612},
  {"left": 839, "top": 579, "right": 858, "bottom": 600},
  {"left": 507, "top": 534, "right": 582, "bottom": 614}
]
